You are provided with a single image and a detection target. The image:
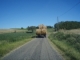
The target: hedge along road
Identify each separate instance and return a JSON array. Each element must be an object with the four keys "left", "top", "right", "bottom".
[{"left": 1, "top": 38, "right": 64, "bottom": 60}]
